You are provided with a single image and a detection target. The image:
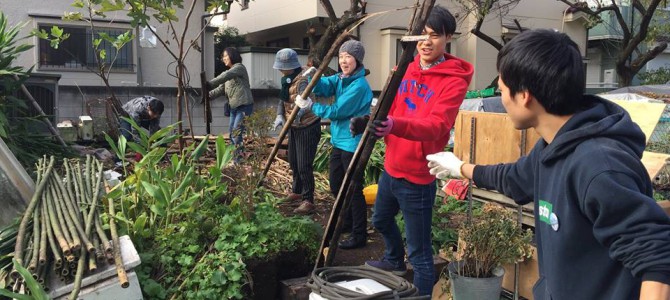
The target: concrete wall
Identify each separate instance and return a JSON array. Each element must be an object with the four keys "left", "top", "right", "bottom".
[{"left": 57, "top": 86, "right": 280, "bottom": 136}]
